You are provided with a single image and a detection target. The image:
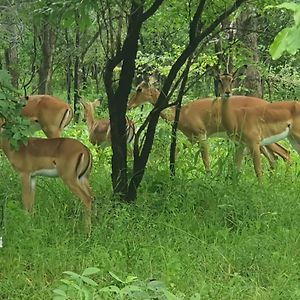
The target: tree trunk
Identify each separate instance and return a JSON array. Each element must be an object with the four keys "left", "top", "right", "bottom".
[
  {"left": 235, "top": 6, "right": 262, "bottom": 97},
  {"left": 170, "top": 56, "right": 193, "bottom": 177},
  {"left": 3, "top": 11, "right": 19, "bottom": 88},
  {"left": 65, "top": 29, "right": 72, "bottom": 104},
  {"left": 126, "top": 0, "right": 247, "bottom": 201},
  {"left": 73, "top": 14, "right": 80, "bottom": 122},
  {"left": 38, "top": 20, "right": 55, "bottom": 94},
  {"left": 104, "top": 2, "right": 144, "bottom": 199}
]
